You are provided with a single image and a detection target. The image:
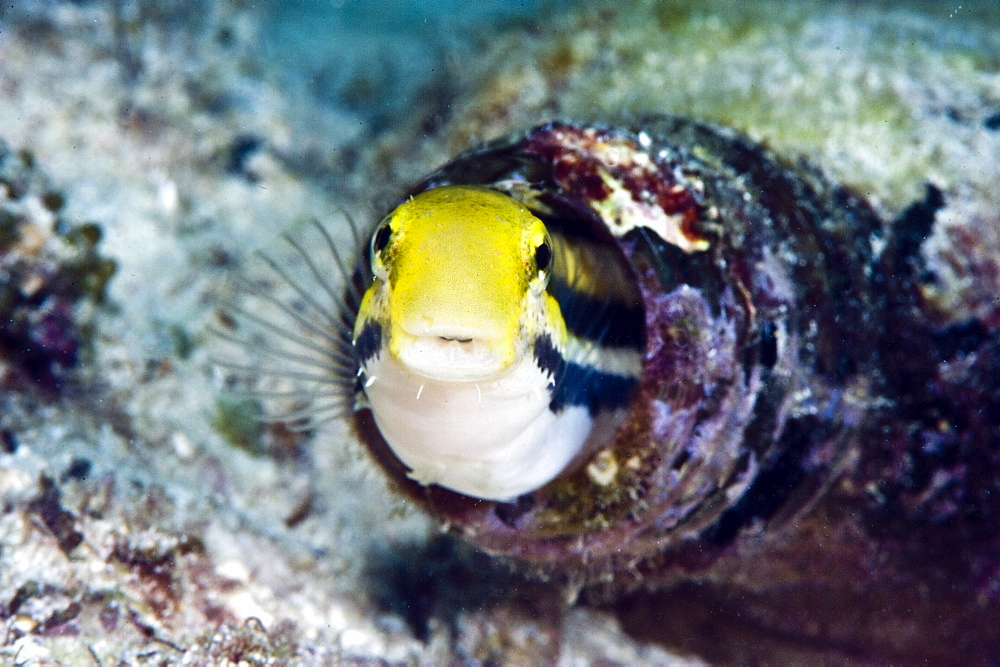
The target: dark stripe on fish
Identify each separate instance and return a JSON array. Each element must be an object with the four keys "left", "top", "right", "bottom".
[
  {"left": 354, "top": 321, "right": 382, "bottom": 363},
  {"left": 545, "top": 226, "right": 646, "bottom": 354},
  {"left": 548, "top": 277, "right": 644, "bottom": 349},
  {"left": 534, "top": 333, "right": 638, "bottom": 416}
]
